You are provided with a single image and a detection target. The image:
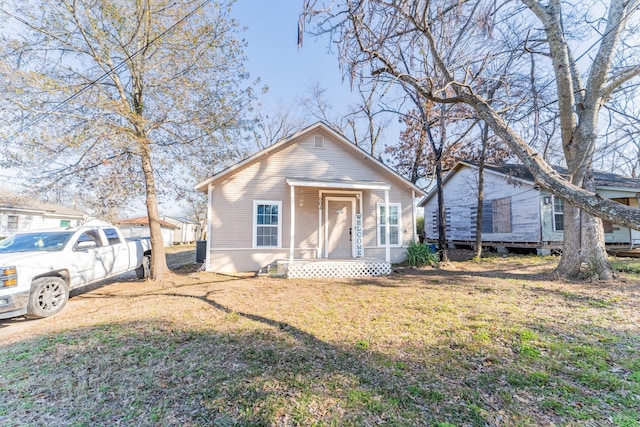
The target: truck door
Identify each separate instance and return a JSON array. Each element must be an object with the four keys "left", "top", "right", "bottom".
[
  {"left": 70, "top": 229, "right": 106, "bottom": 287},
  {"left": 102, "top": 227, "right": 130, "bottom": 274}
]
